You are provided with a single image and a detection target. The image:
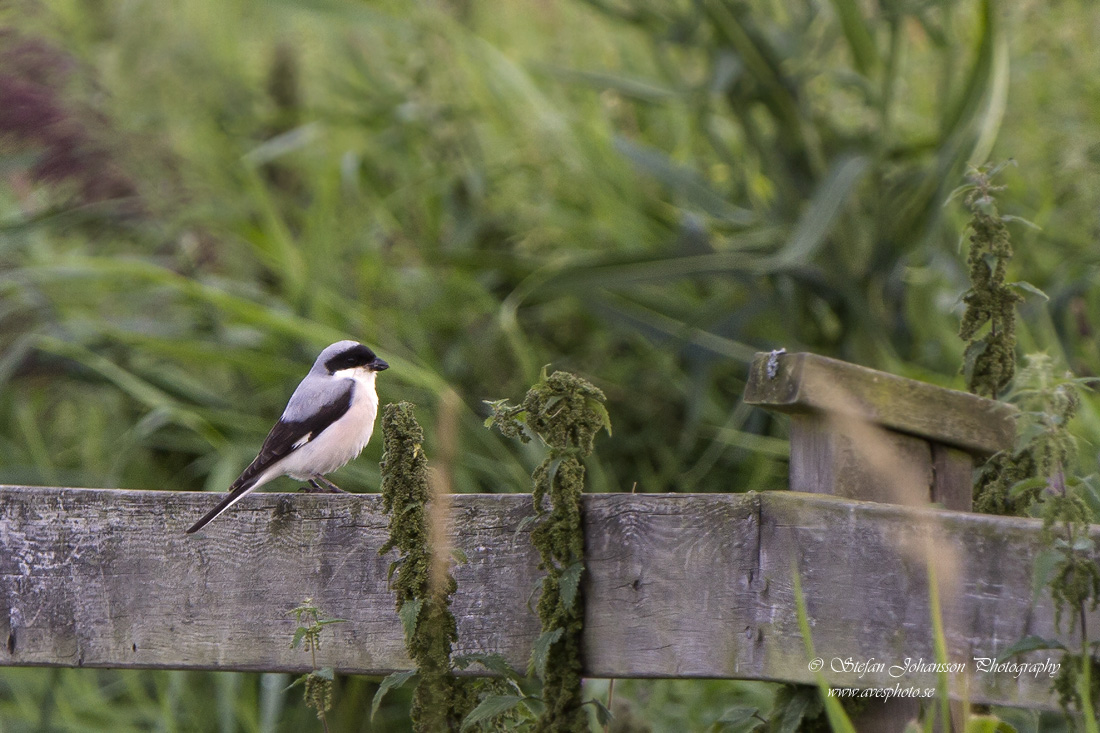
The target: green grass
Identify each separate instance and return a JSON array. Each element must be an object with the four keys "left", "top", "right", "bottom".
[{"left": 4, "top": 0, "right": 1100, "bottom": 728}]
